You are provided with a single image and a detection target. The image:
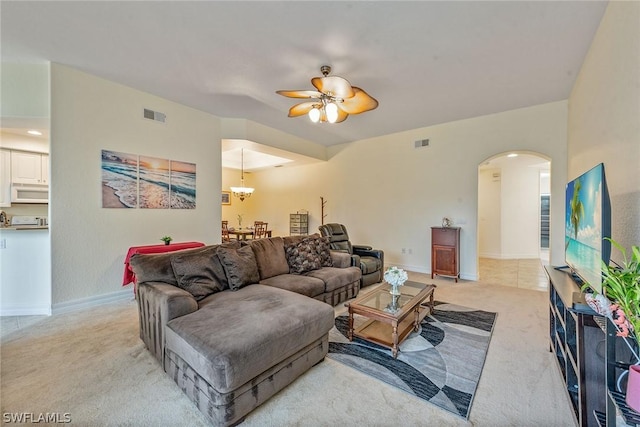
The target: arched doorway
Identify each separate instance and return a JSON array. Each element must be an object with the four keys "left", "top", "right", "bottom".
[{"left": 477, "top": 151, "right": 550, "bottom": 290}]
